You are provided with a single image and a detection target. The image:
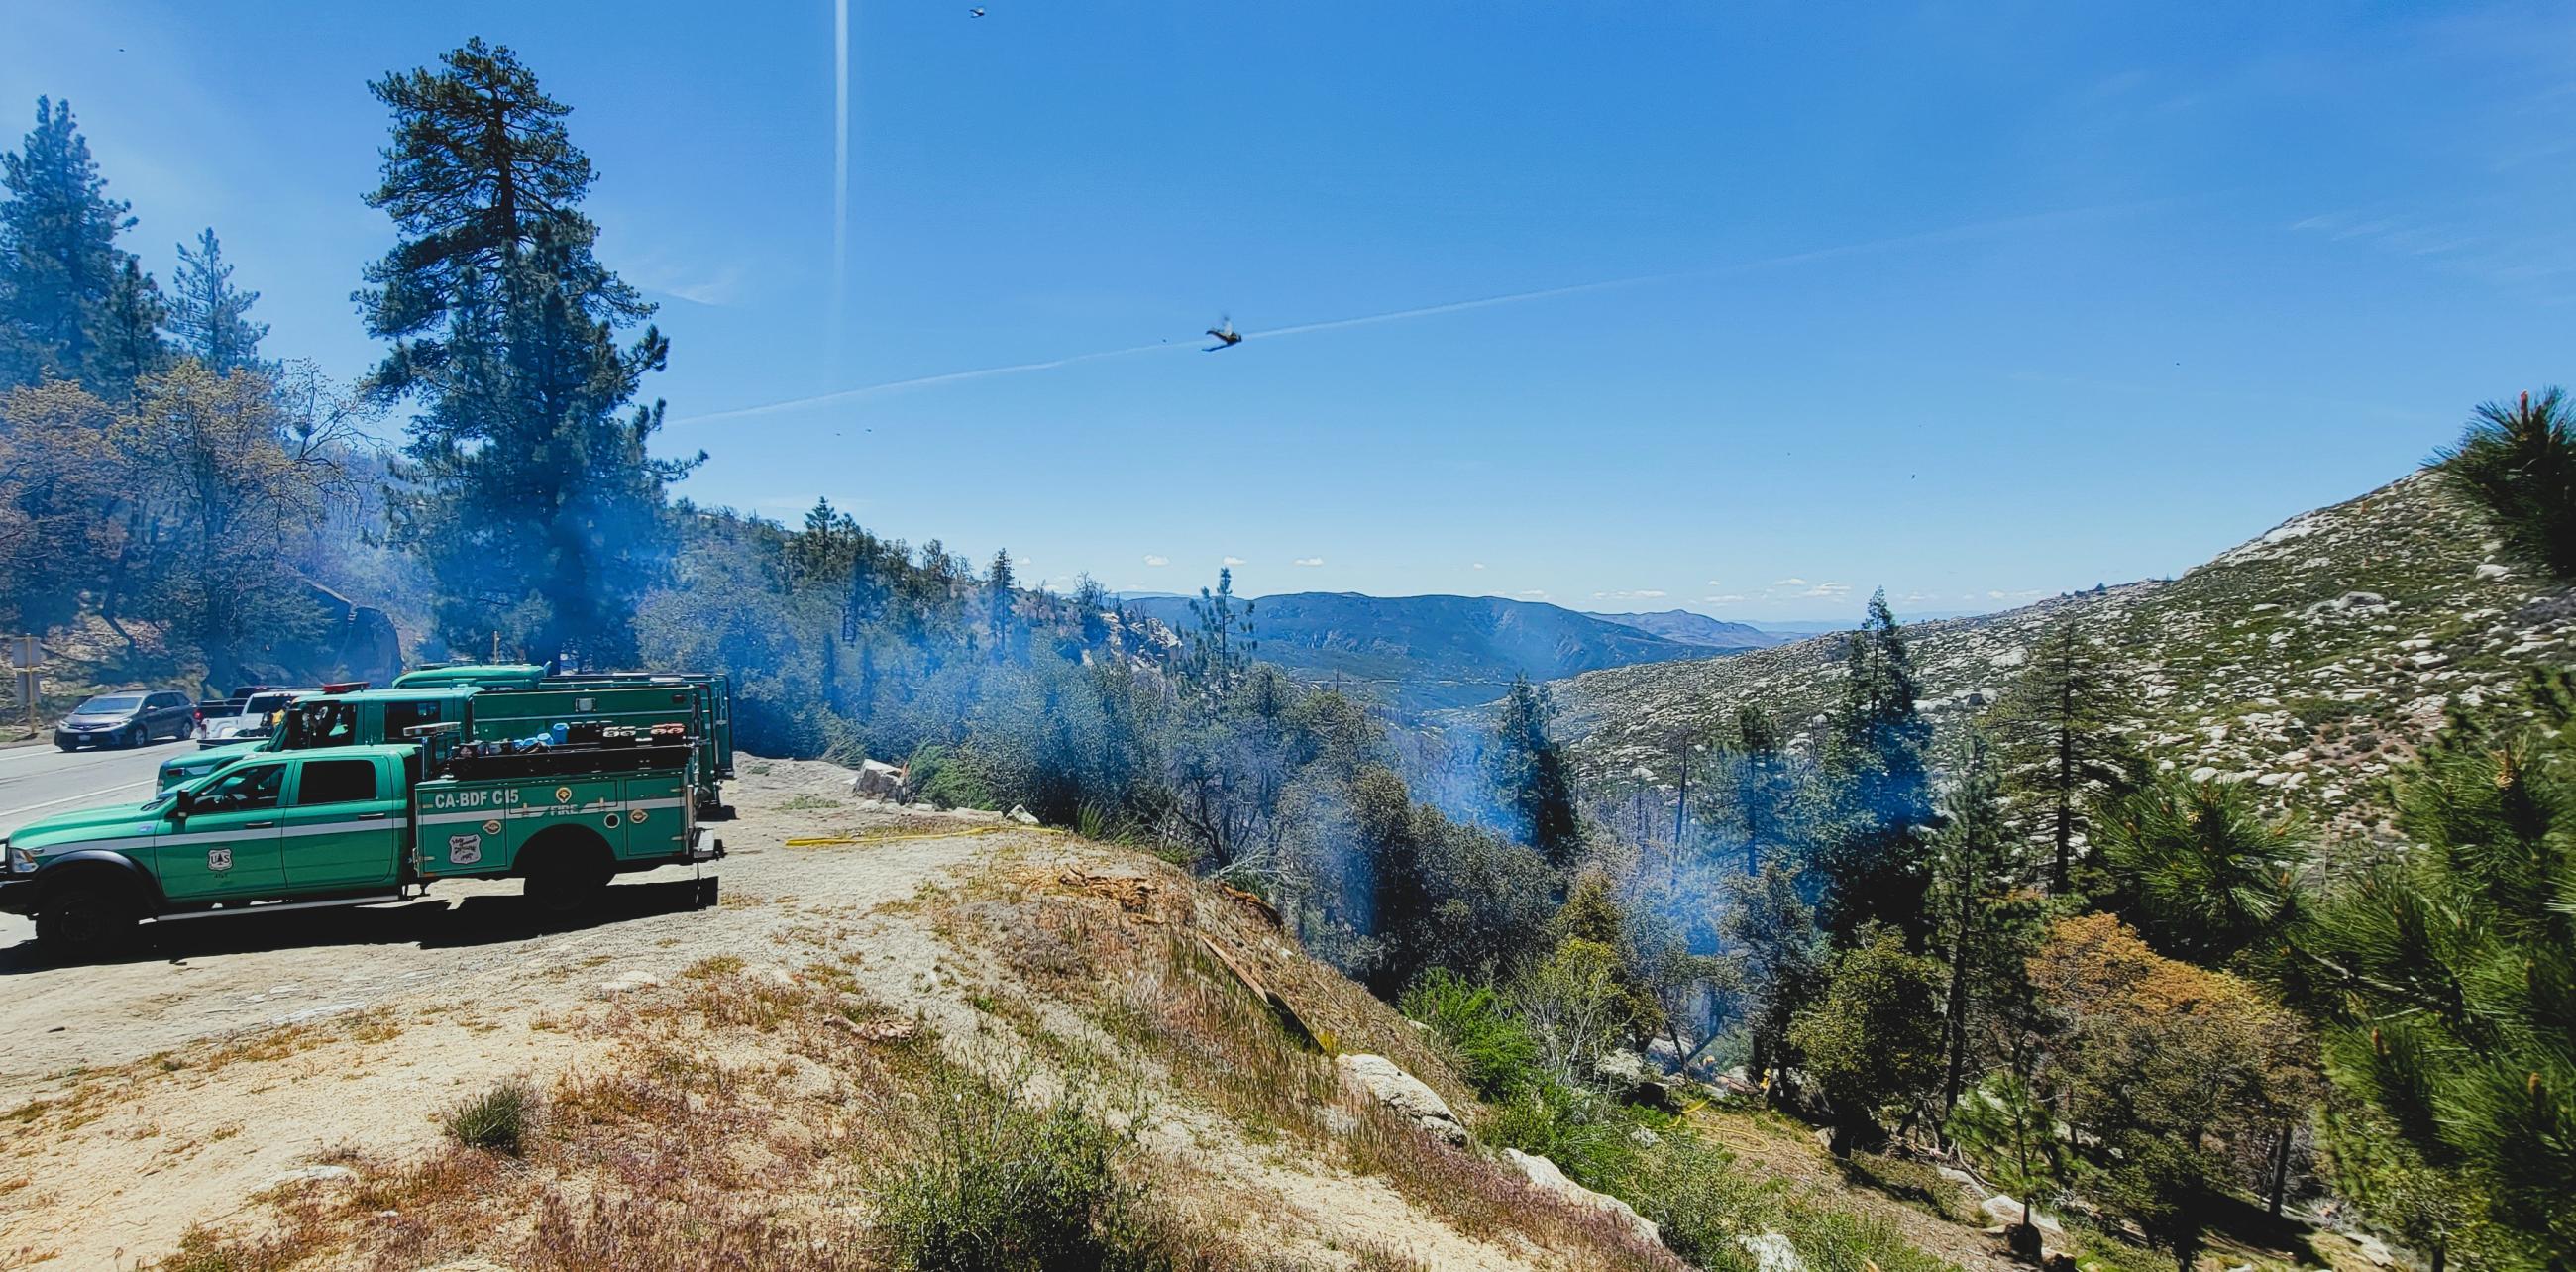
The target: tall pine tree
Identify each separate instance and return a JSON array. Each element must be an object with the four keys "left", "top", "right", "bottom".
[
  {"left": 985, "top": 548, "right": 1018, "bottom": 662},
  {"left": 0, "top": 98, "right": 136, "bottom": 389},
  {"left": 1716, "top": 703, "right": 1797, "bottom": 876},
  {"left": 167, "top": 227, "right": 268, "bottom": 374},
  {"left": 1493, "top": 673, "right": 1582, "bottom": 866},
  {"left": 358, "top": 41, "right": 699, "bottom": 667},
  {"left": 85, "top": 256, "right": 169, "bottom": 398},
  {"left": 1815, "top": 589, "right": 1937, "bottom": 944},
  {"left": 1992, "top": 618, "right": 2137, "bottom": 893},
  {"left": 1933, "top": 732, "right": 2006, "bottom": 1117}
]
